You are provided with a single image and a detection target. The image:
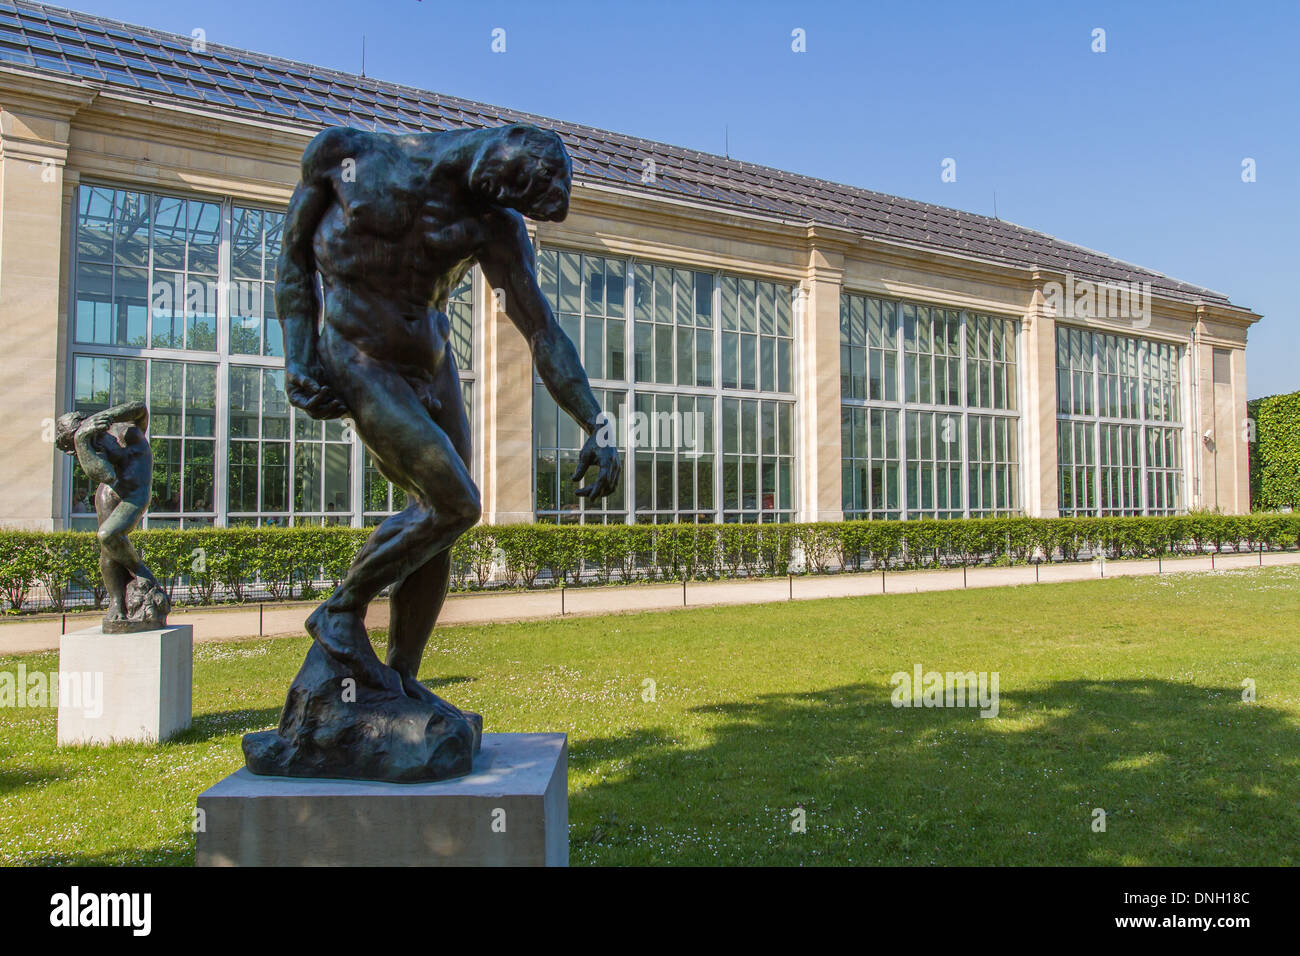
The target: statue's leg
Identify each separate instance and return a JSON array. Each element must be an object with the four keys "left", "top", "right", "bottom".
[
  {"left": 95, "top": 494, "right": 141, "bottom": 617},
  {"left": 386, "top": 549, "right": 454, "bottom": 706},
  {"left": 102, "top": 503, "right": 160, "bottom": 585},
  {"left": 308, "top": 351, "right": 480, "bottom": 692},
  {"left": 99, "top": 547, "right": 129, "bottom": 618},
  {"left": 386, "top": 350, "right": 472, "bottom": 703}
]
